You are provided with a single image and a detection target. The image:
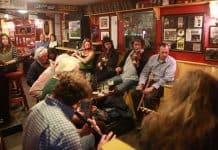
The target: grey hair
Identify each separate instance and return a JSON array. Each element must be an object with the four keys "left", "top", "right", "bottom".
[{"left": 34, "top": 47, "right": 48, "bottom": 60}]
